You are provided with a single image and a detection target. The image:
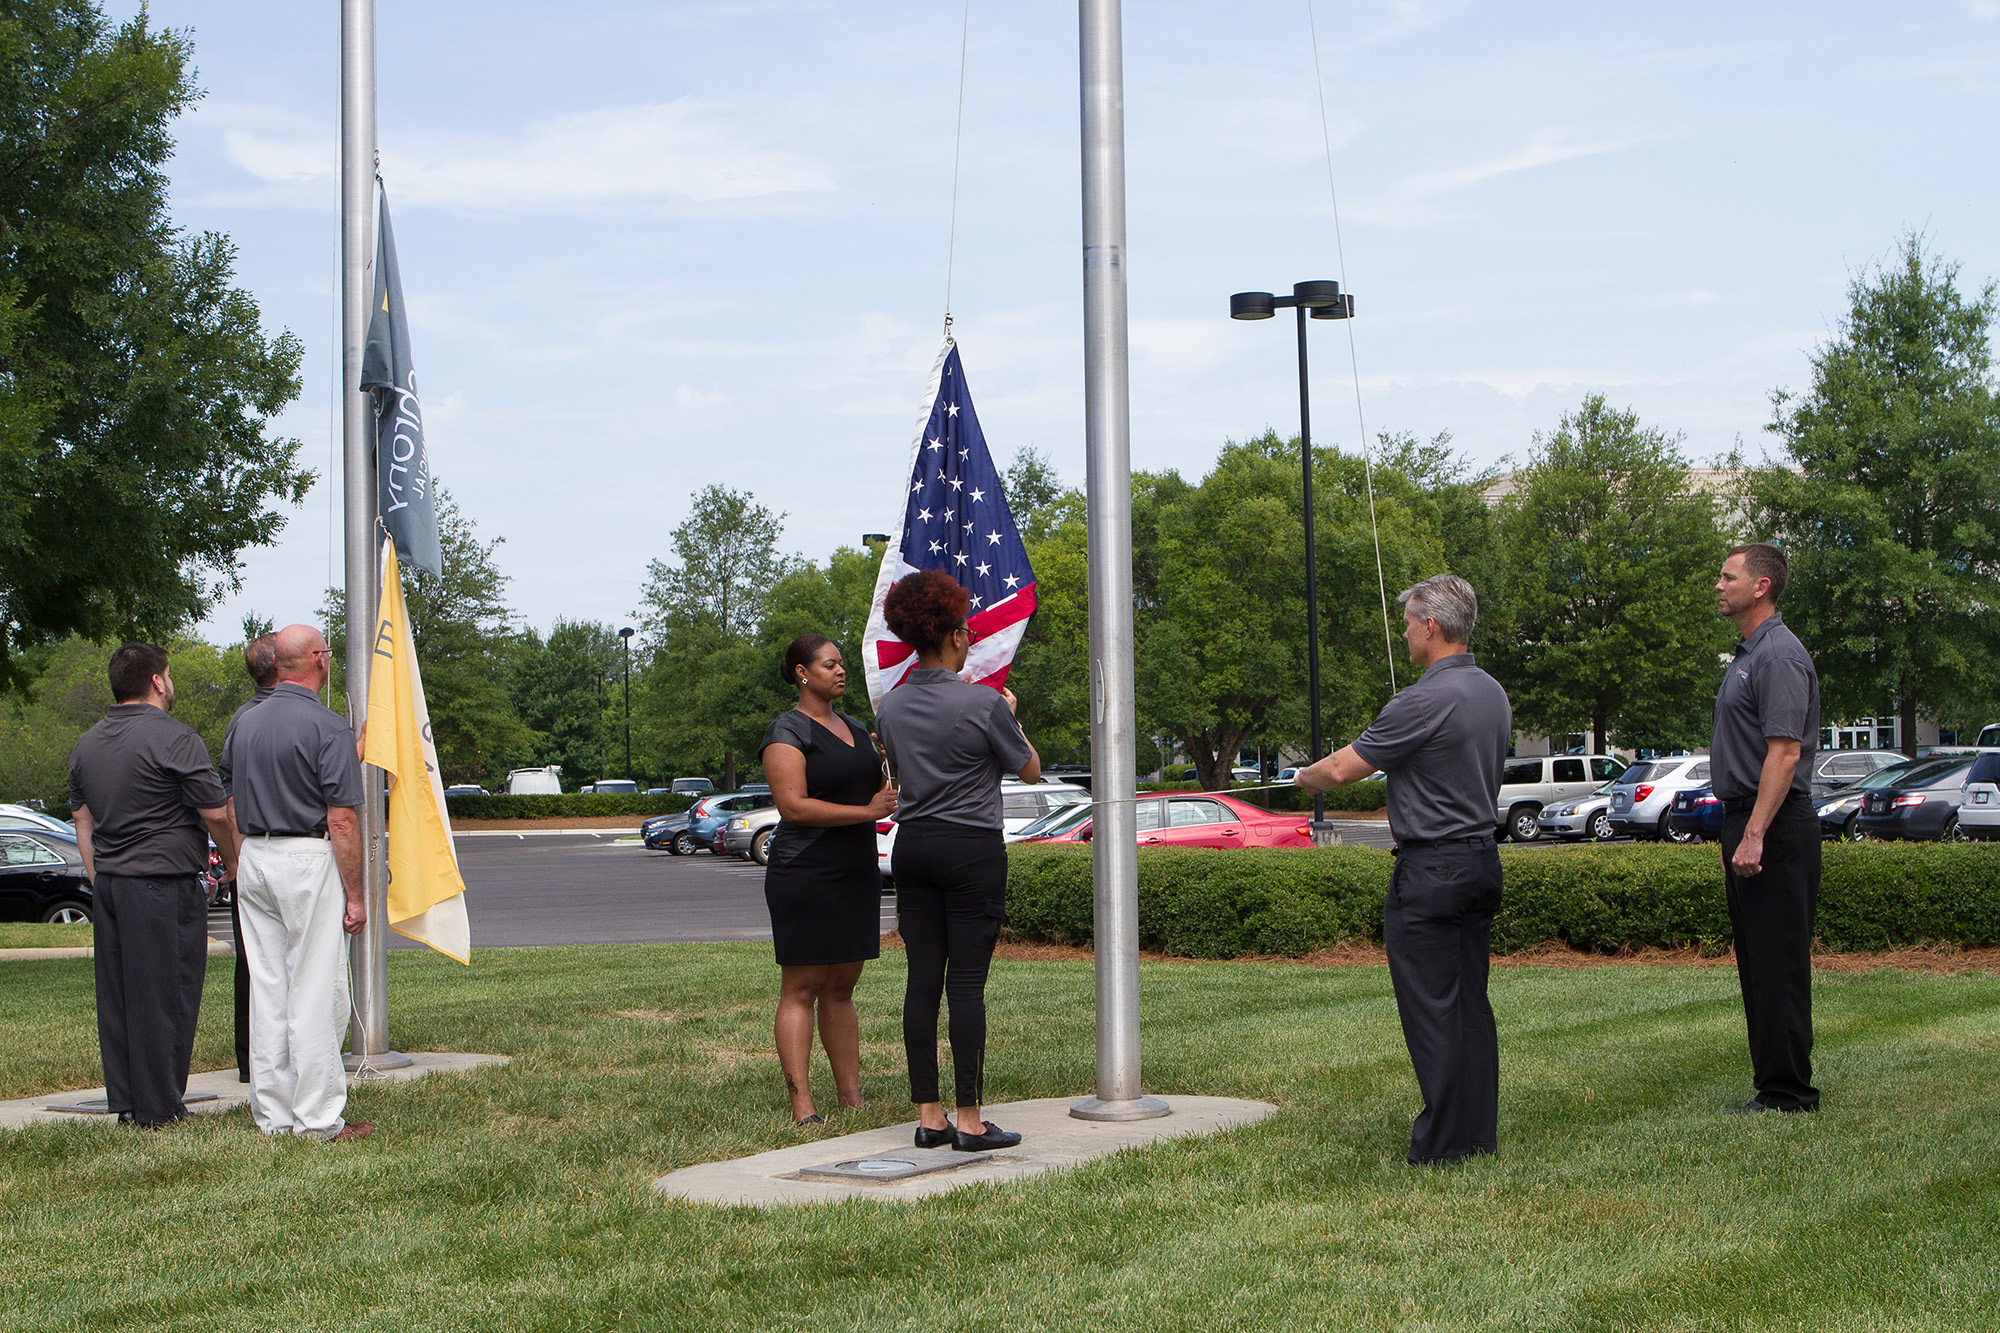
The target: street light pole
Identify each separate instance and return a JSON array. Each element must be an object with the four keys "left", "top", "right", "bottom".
[
  {"left": 619, "top": 627, "right": 634, "bottom": 781},
  {"left": 1229, "top": 282, "right": 1354, "bottom": 837}
]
